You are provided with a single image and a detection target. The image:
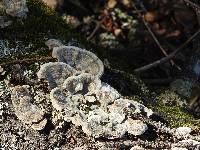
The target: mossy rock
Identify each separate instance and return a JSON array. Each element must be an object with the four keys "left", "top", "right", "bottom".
[{"left": 154, "top": 90, "right": 200, "bottom": 130}]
